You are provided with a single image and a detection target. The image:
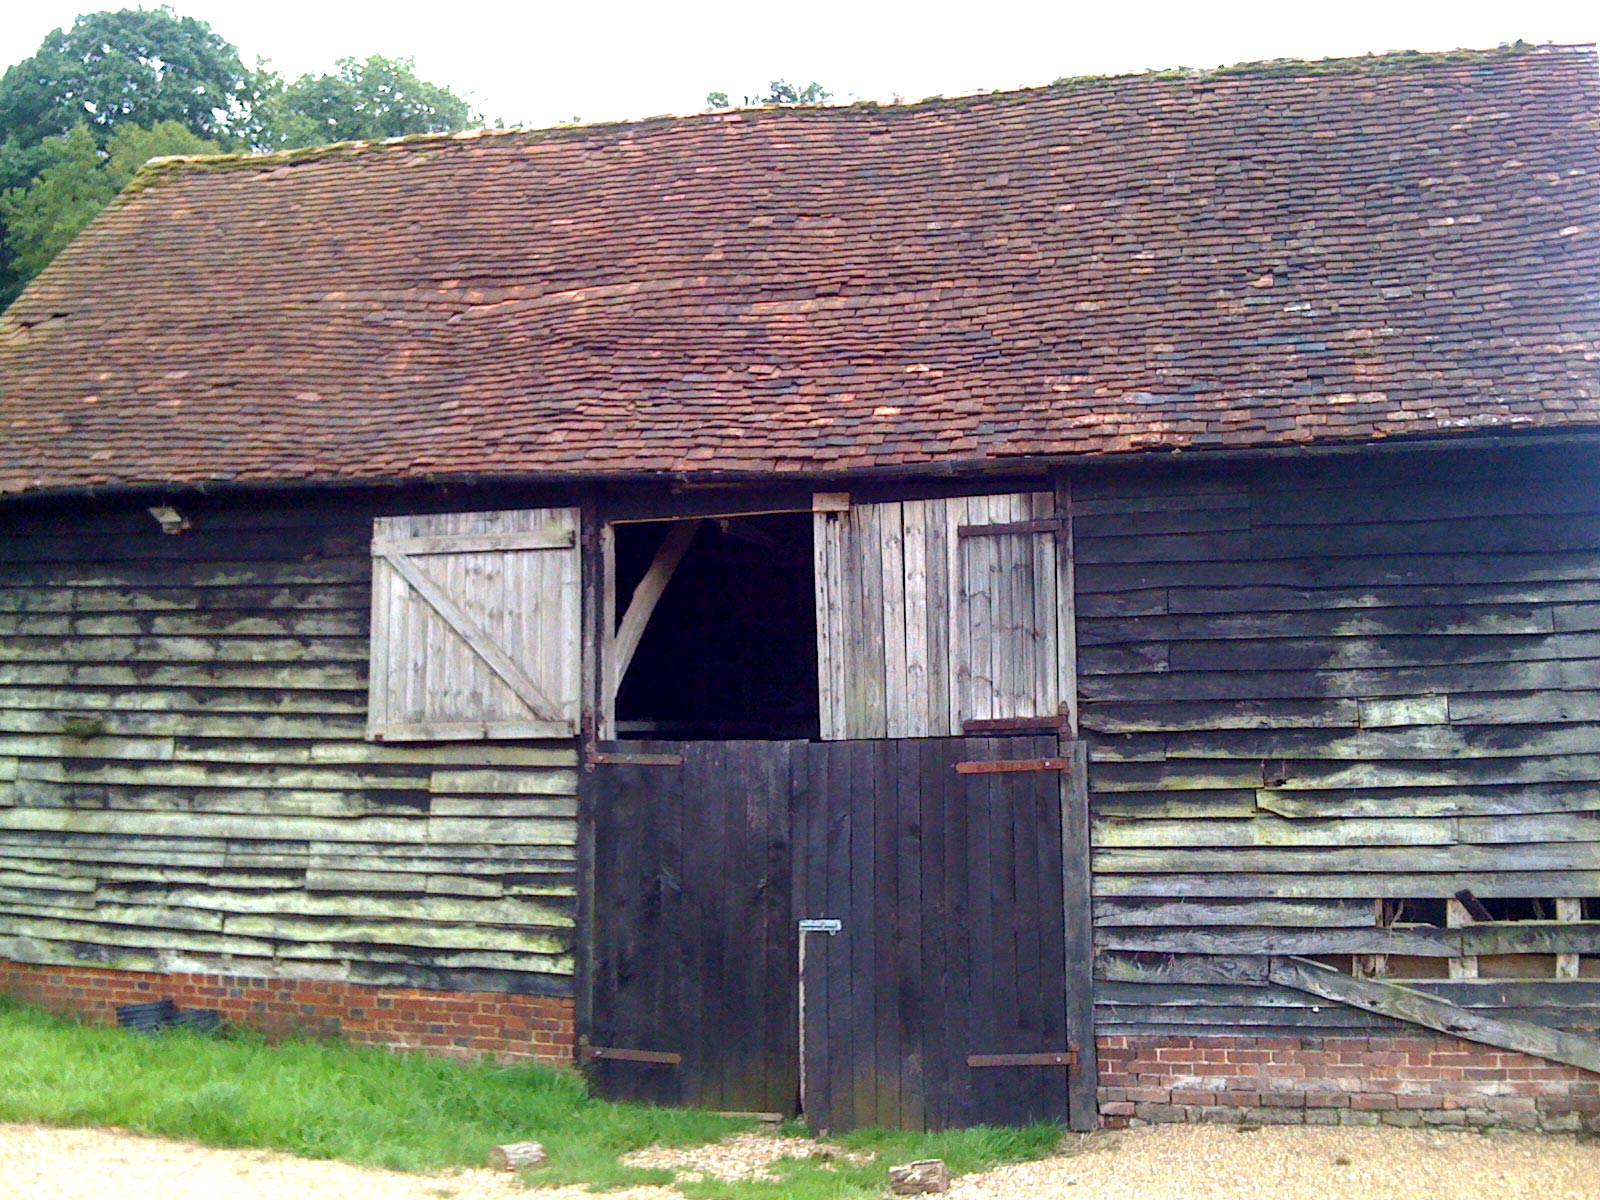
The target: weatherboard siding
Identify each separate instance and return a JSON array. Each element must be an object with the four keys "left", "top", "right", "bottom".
[
  {"left": 1074, "top": 443, "right": 1600, "bottom": 1038},
  {"left": 0, "top": 491, "right": 579, "bottom": 996}
]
